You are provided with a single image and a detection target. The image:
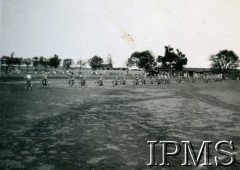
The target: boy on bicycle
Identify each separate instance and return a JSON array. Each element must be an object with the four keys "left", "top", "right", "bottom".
[
  {"left": 121, "top": 76, "right": 127, "bottom": 85},
  {"left": 25, "top": 73, "right": 32, "bottom": 89},
  {"left": 135, "top": 74, "right": 140, "bottom": 85},
  {"left": 42, "top": 72, "right": 48, "bottom": 86},
  {"left": 156, "top": 74, "right": 162, "bottom": 85},
  {"left": 26, "top": 74, "right": 32, "bottom": 83},
  {"left": 113, "top": 75, "right": 119, "bottom": 85},
  {"left": 149, "top": 75, "right": 155, "bottom": 85},
  {"left": 68, "top": 70, "right": 75, "bottom": 86},
  {"left": 80, "top": 74, "right": 87, "bottom": 86},
  {"left": 98, "top": 74, "right": 104, "bottom": 86}
]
